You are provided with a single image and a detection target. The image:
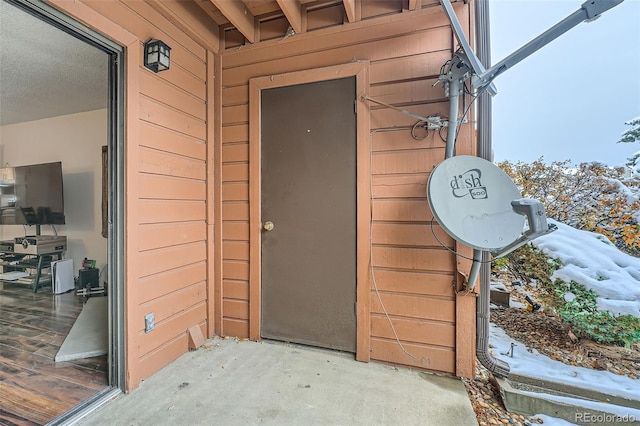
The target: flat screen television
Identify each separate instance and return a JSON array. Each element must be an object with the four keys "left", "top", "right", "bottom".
[{"left": 0, "top": 161, "right": 65, "bottom": 226}]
